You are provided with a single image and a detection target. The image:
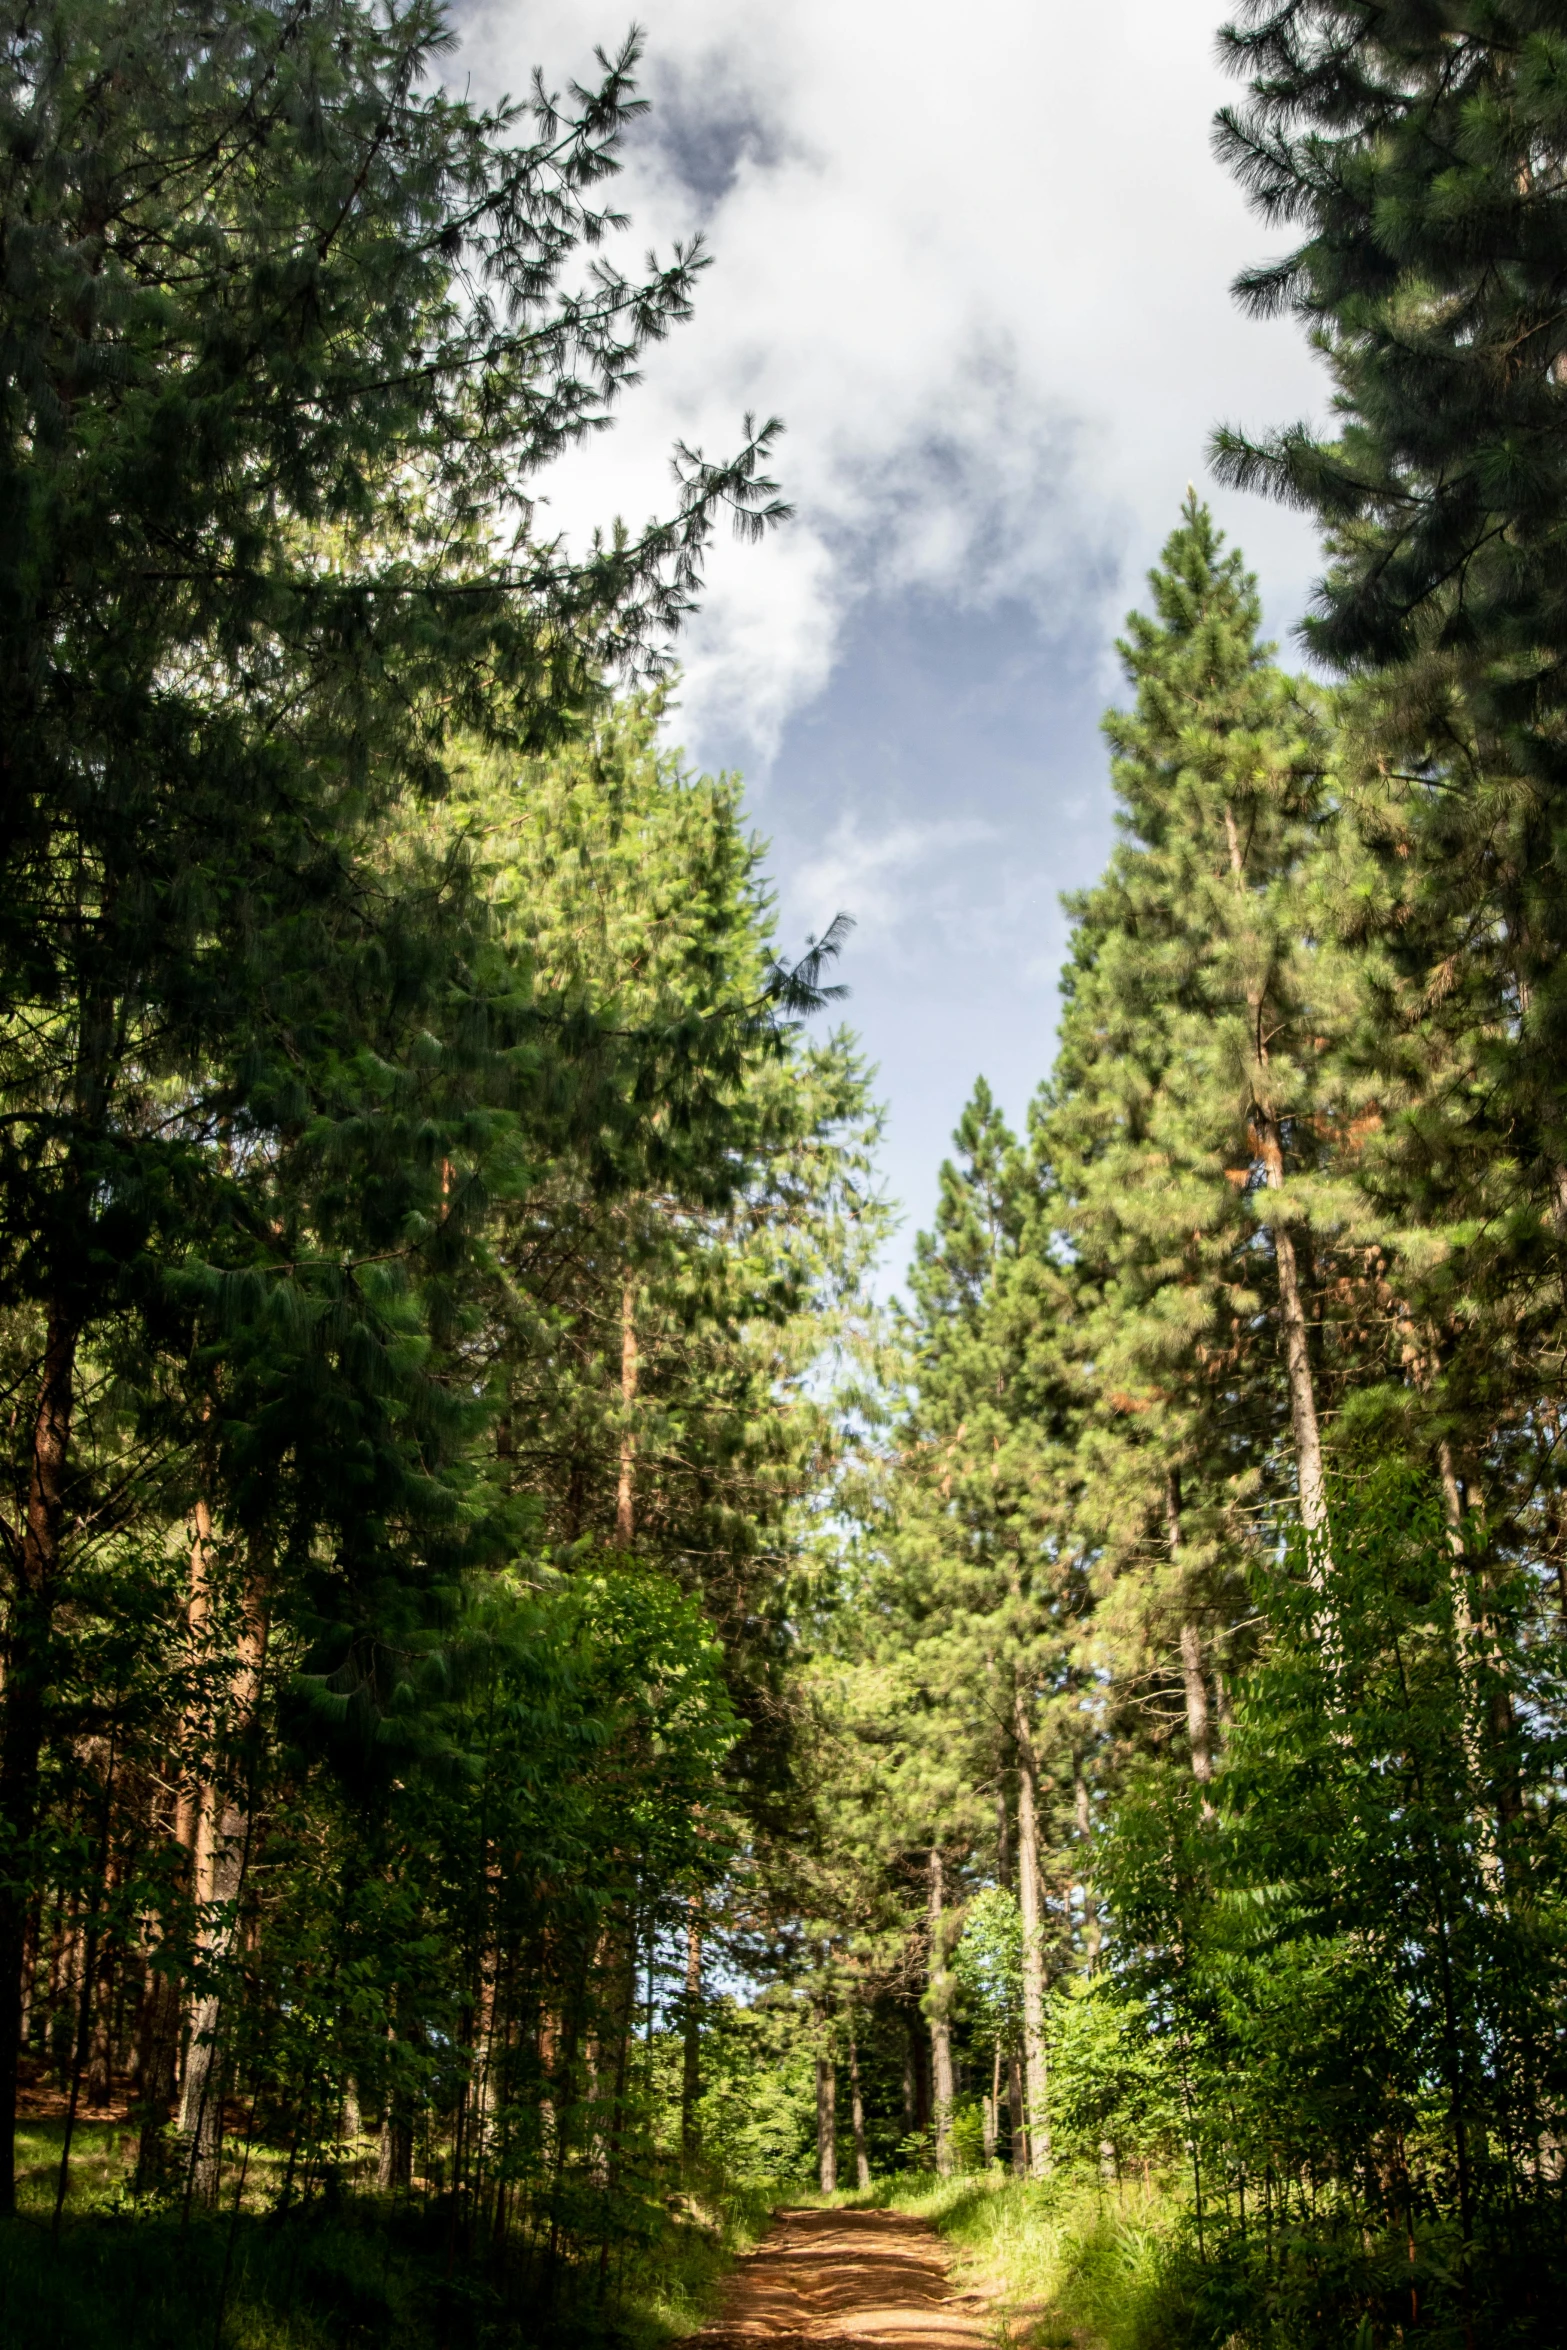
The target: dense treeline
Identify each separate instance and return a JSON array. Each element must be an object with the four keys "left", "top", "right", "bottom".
[
  {"left": 0, "top": 1, "right": 879, "bottom": 2334},
  {"left": 778, "top": 10, "right": 1567, "bottom": 2346},
  {"left": 9, "top": 6, "right": 1567, "bottom": 2350}
]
